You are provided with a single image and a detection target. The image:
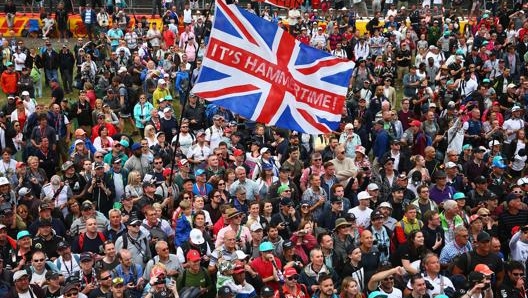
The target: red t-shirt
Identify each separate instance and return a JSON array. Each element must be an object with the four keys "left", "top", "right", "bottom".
[{"left": 251, "top": 256, "right": 282, "bottom": 291}]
